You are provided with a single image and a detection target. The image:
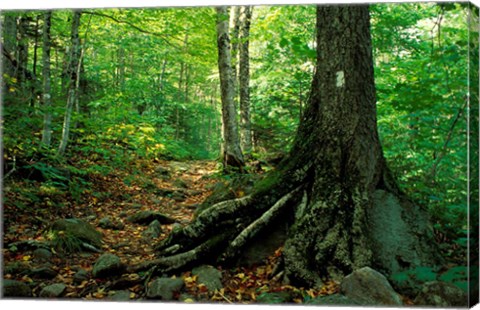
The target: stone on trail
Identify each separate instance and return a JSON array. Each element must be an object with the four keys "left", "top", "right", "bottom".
[
  {"left": 256, "top": 291, "right": 293, "bottom": 304},
  {"left": 146, "top": 277, "right": 185, "bottom": 300},
  {"left": 73, "top": 269, "right": 89, "bottom": 284},
  {"left": 50, "top": 218, "right": 103, "bottom": 248},
  {"left": 39, "top": 283, "right": 66, "bottom": 298},
  {"left": 98, "top": 216, "right": 125, "bottom": 230},
  {"left": 109, "top": 290, "right": 131, "bottom": 301},
  {"left": 305, "top": 294, "right": 363, "bottom": 305},
  {"left": 340, "top": 267, "right": 403, "bottom": 306},
  {"left": 142, "top": 220, "right": 162, "bottom": 240},
  {"left": 29, "top": 267, "right": 58, "bottom": 279},
  {"left": 414, "top": 281, "right": 467, "bottom": 307},
  {"left": 33, "top": 248, "right": 53, "bottom": 262},
  {"left": 92, "top": 253, "right": 125, "bottom": 278},
  {"left": 191, "top": 265, "right": 223, "bottom": 292},
  {"left": 127, "top": 210, "right": 175, "bottom": 225},
  {"left": 2, "top": 279, "right": 32, "bottom": 297}
]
